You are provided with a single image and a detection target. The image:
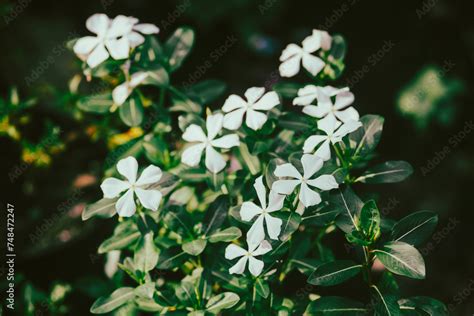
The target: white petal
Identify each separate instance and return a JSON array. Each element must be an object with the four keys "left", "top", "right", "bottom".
[
  {"left": 248, "top": 257, "right": 264, "bottom": 276},
  {"left": 129, "top": 72, "right": 148, "bottom": 88},
  {"left": 133, "top": 23, "right": 159, "bottom": 34},
  {"left": 307, "top": 175, "right": 339, "bottom": 191},
  {"left": 127, "top": 32, "right": 145, "bottom": 48},
  {"left": 271, "top": 179, "right": 300, "bottom": 195},
  {"left": 247, "top": 215, "right": 265, "bottom": 246},
  {"left": 229, "top": 256, "right": 248, "bottom": 275},
  {"left": 314, "top": 139, "right": 332, "bottom": 161},
  {"left": 302, "top": 32, "right": 321, "bottom": 53},
  {"left": 135, "top": 188, "right": 162, "bottom": 211},
  {"left": 223, "top": 108, "right": 246, "bottom": 130},
  {"left": 106, "top": 37, "right": 130, "bottom": 60},
  {"left": 116, "top": 189, "right": 136, "bottom": 217},
  {"left": 86, "top": 14, "right": 109, "bottom": 36},
  {"left": 252, "top": 240, "right": 272, "bottom": 256},
  {"left": 245, "top": 87, "right": 265, "bottom": 104},
  {"left": 87, "top": 44, "right": 109, "bottom": 68},
  {"left": 253, "top": 91, "right": 279, "bottom": 110},
  {"left": 303, "top": 135, "right": 327, "bottom": 153},
  {"left": 100, "top": 177, "right": 130, "bottom": 198},
  {"left": 205, "top": 146, "right": 226, "bottom": 173},
  {"left": 107, "top": 15, "right": 134, "bottom": 38},
  {"left": 274, "top": 163, "right": 302, "bottom": 179},
  {"left": 302, "top": 104, "right": 331, "bottom": 118},
  {"left": 335, "top": 107, "right": 360, "bottom": 123},
  {"left": 302, "top": 53, "right": 325, "bottom": 76},
  {"left": 279, "top": 43, "right": 302, "bottom": 61},
  {"left": 240, "top": 202, "right": 263, "bottom": 221},
  {"left": 182, "top": 143, "right": 206, "bottom": 167},
  {"left": 117, "top": 156, "right": 138, "bottom": 184},
  {"left": 320, "top": 85, "right": 349, "bottom": 96},
  {"left": 267, "top": 190, "right": 285, "bottom": 212},
  {"left": 279, "top": 55, "right": 301, "bottom": 77},
  {"left": 222, "top": 95, "right": 247, "bottom": 112},
  {"left": 293, "top": 85, "right": 318, "bottom": 106},
  {"left": 206, "top": 113, "right": 223, "bottom": 140},
  {"left": 265, "top": 214, "right": 283, "bottom": 240},
  {"left": 301, "top": 154, "right": 323, "bottom": 179},
  {"left": 299, "top": 182, "right": 321, "bottom": 207},
  {"left": 317, "top": 113, "right": 339, "bottom": 135},
  {"left": 245, "top": 109, "right": 268, "bottom": 130},
  {"left": 211, "top": 134, "right": 240, "bottom": 149},
  {"left": 136, "top": 165, "right": 162, "bottom": 186},
  {"left": 183, "top": 124, "right": 207, "bottom": 143},
  {"left": 112, "top": 83, "right": 131, "bottom": 105},
  {"left": 313, "top": 29, "right": 332, "bottom": 51},
  {"left": 333, "top": 120, "right": 362, "bottom": 140},
  {"left": 334, "top": 91, "right": 355, "bottom": 110},
  {"left": 73, "top": 36, "right": 99, "bottom": 55},
  {"left": 225, "top": 244, "right": 247, "bottom": 260},
  {"left": 254, "top": 176, "right": 267, "bottom": 209}
]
